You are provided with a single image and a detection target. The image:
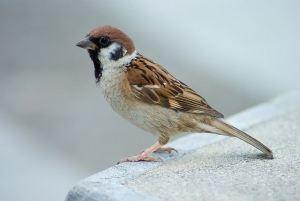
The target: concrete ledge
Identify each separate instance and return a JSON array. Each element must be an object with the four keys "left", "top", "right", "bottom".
[{"left": 66, "top": 92, "right": 300, "bottom": 201}]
